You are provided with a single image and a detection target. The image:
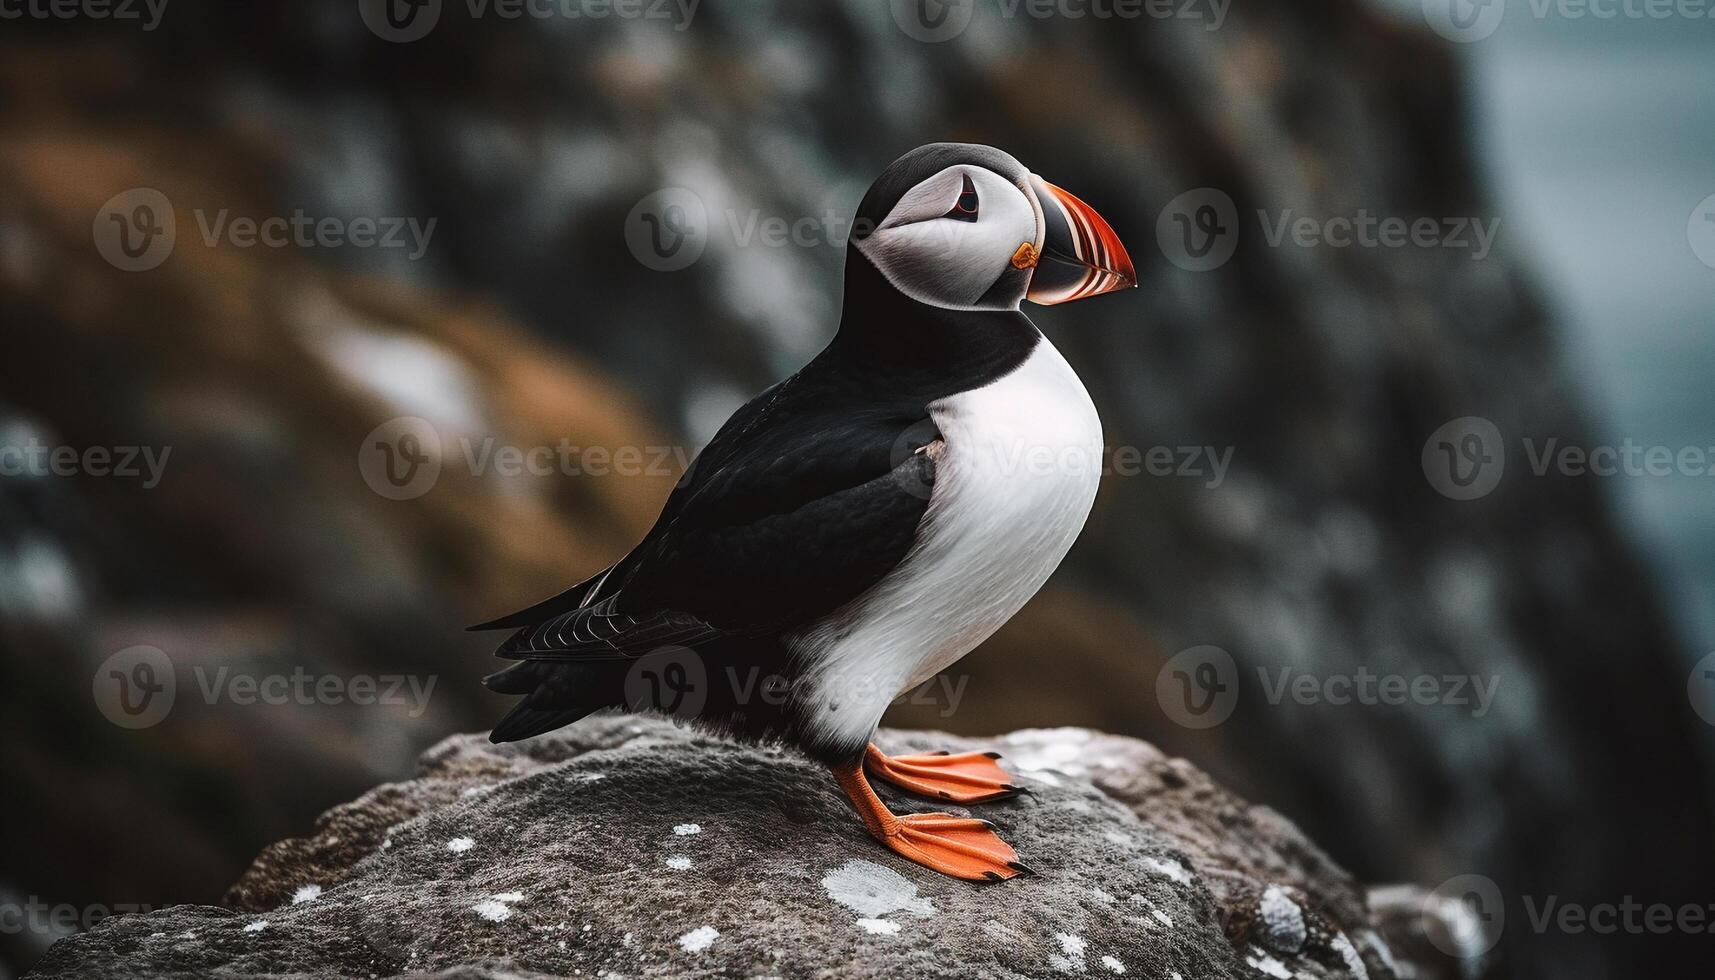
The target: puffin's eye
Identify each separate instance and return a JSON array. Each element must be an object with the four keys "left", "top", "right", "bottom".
[{"left": 945, "top": 174, "right": 979, "bottom": 223}]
